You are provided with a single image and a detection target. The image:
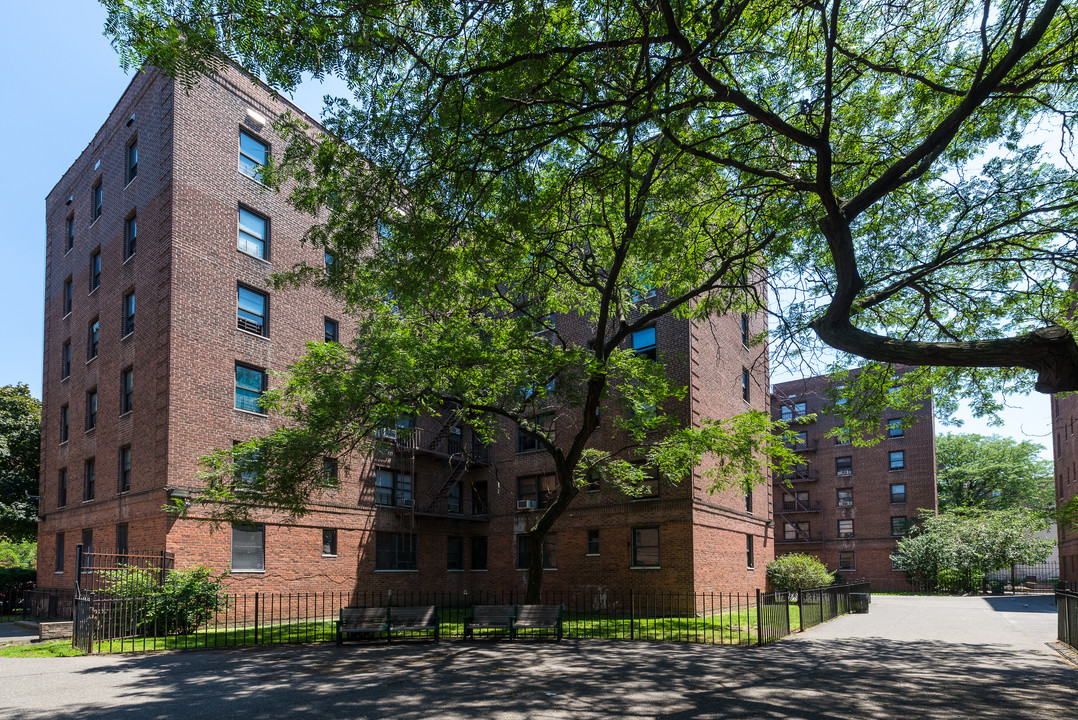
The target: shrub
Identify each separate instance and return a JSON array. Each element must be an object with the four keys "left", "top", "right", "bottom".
[
  {"left": 766, "top": 553, "right": 834, "bottom": 592},
  {"left": 102, "top": 565, "right": 228, "bottom": 635}
]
